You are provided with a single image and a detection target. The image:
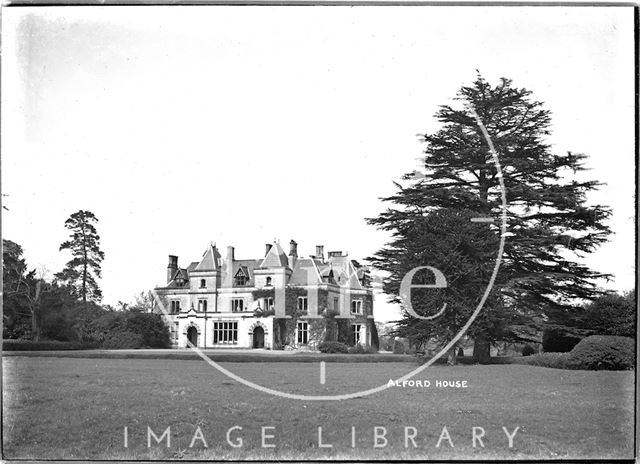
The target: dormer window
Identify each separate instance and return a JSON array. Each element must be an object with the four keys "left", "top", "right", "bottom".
[
  {"left": 174, "top": 270, "right": 186, "bottom": 286},
  {"left": 266, "top": 277, "right": 272, "bottom": 286},
  {"left": 200, "top": 279, "right": 206, "bottom": 288},
  {"left": 234, "top": 268, "right": 249, "bottom": 286}
]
